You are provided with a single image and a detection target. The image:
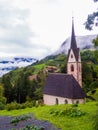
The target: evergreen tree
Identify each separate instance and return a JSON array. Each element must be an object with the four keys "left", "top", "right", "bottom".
[
  {"left": 2, "top": 75, "right": 12, "bottom": 103},
  {"left": 0, "top": 84, "right": 4, "bottom": 97},
  {"left": 14, "top": 72, "right": 31, "bottom": 103},
  {"left": 82, "top": 62, "right": 93, "bottom": 93}
]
